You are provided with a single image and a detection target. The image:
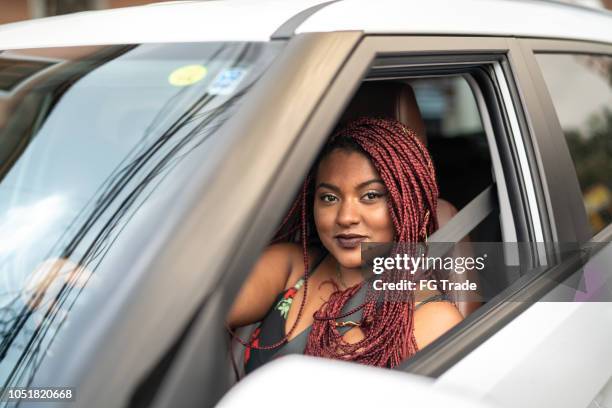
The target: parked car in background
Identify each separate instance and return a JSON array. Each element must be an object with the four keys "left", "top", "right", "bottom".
[{"left": 0, "top": 0, "right": 611, "bottom": 407}]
